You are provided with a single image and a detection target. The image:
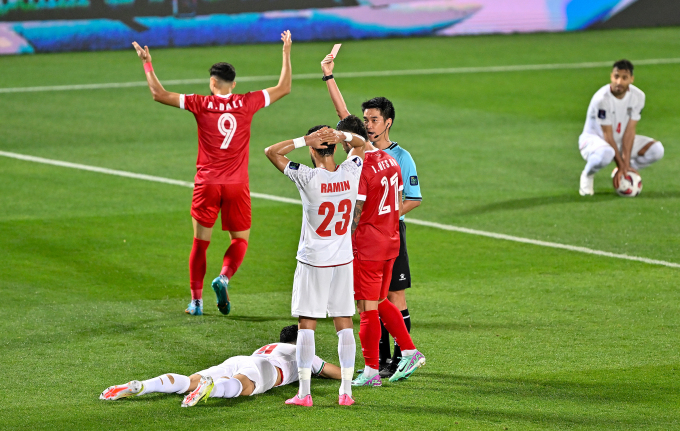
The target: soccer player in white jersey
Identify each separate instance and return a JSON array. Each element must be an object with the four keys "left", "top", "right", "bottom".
[
  {"left": 264, "top": 126, "right": 366, "bottom": 407},
  {"left": 99, "top": 325, "right": 343, "bottom": 406},
  {"left": 579, "top": 59, "right": 664, "bottom": 195}
]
